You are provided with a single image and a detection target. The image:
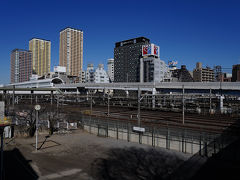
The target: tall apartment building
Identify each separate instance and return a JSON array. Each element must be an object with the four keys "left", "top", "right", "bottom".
[
  {"left": 59, "top": 27, "right": 83, "bottom": 76},
  {"left": 29, "top": 38, "right": 51, "bottom": 76},
  {"left": 193, "top": 62, "right": 214, "bottom": 82},
  {"left": 107, "top": 58, "right": 114, "bottom": 82},
  {"left": 114, "top": 37, "right": 150, "bottom": 82},
  {"left": 10, "top": 49, "right": 32, "bottom": 83},
  {"left": 232, "top": 64, "right": 240, "bottom": 82}
]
